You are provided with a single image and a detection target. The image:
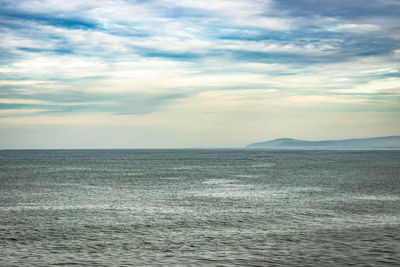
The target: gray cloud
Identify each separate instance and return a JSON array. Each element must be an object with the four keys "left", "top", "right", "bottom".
[{"left": 273, "top": 0, "right": 400, "bottom": 19}]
